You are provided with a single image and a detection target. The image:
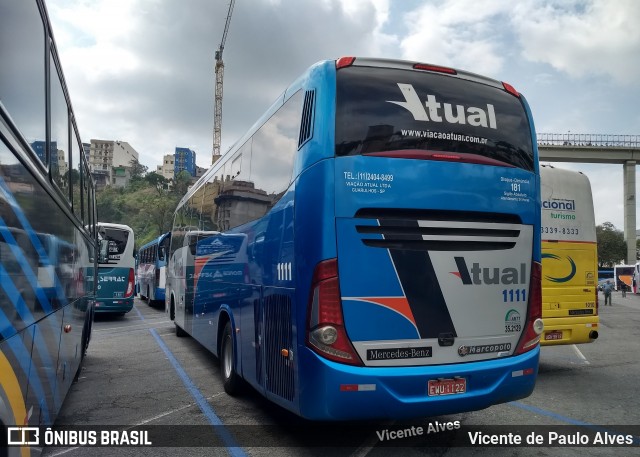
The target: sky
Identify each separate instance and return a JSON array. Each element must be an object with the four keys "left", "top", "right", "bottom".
[{"left": 46, "top": 0, "right": 640, "bottom": 231}]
